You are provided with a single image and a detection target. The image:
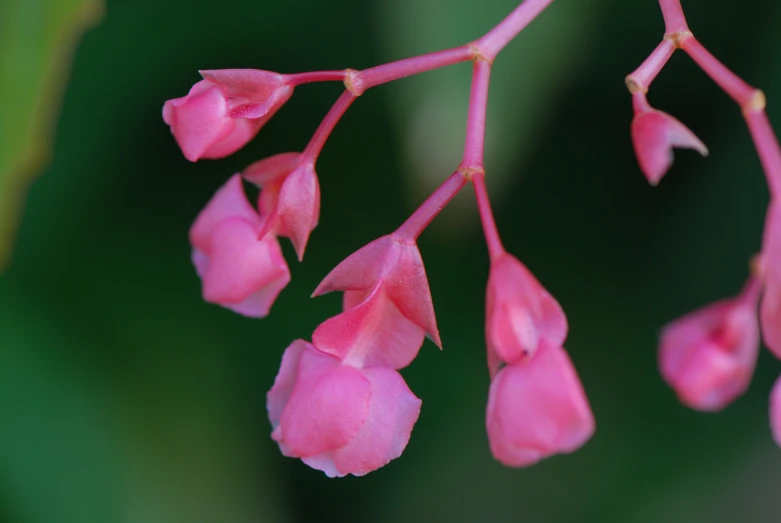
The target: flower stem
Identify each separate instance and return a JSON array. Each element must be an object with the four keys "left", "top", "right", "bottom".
[
  {"left": 626, "top": 39, "right": 676, "bottom": 94},
  {"left": 677, "top": 36, "right": 781, "bottom": 196},
  {"left": 680, "top": 37, "right": 758, "bottom": 108},
  {"left": 658, "top": 0, "right": 689, "bottom": 34},
  {"left": 285, "top": 70, "right": 348, "bottom": 85},
  {"left": 354, "top": 46, "right": 474, "bottom": 93},
  {"left": 395, "top": 172, "right": 468, "bottom": 241},
  {"left": 745, "top": 111, "right": 781, "bottom": 197},
  {"left": 302, "top": 90, "right": 357, "bottom": 163},
  {"left": 472, "top": 172, "right": 505, "bottom": 261},
  {"left": 631, "top": 91, "right": 652, "bottom": 114},
  {"left": 739, "top": 275, "right": 762, "bottom": 306},
  {"left": 474, "top": 0, "right": 556, "bottom": 61},
  {"left": 461, "top": 61, "right": 492, "bottom": 169}
]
